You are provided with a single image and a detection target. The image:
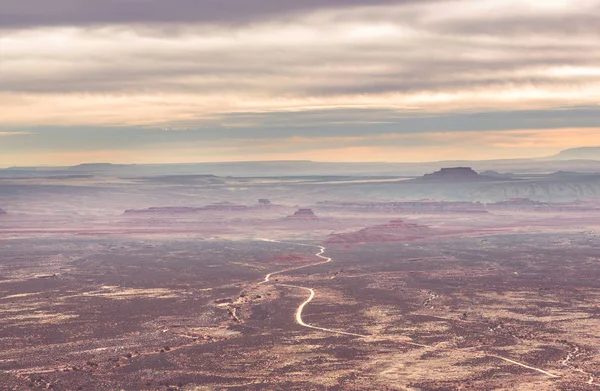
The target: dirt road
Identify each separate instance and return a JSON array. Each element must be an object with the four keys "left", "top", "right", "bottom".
[{"left": 258, "top": 239, "right": 562, "bottom": 380}]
